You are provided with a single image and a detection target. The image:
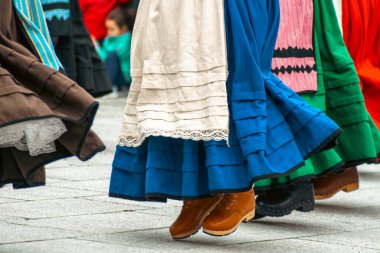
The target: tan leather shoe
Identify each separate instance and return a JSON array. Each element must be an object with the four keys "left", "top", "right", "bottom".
[
  {"left": 202, "top": 189, "right": 255, "bottom": 236},
  {"left": 169, "top": 195, "right": 223, "bottom": 240},
  {"left": 313, "top": 167, "right": 359, "bottom": 200}
]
